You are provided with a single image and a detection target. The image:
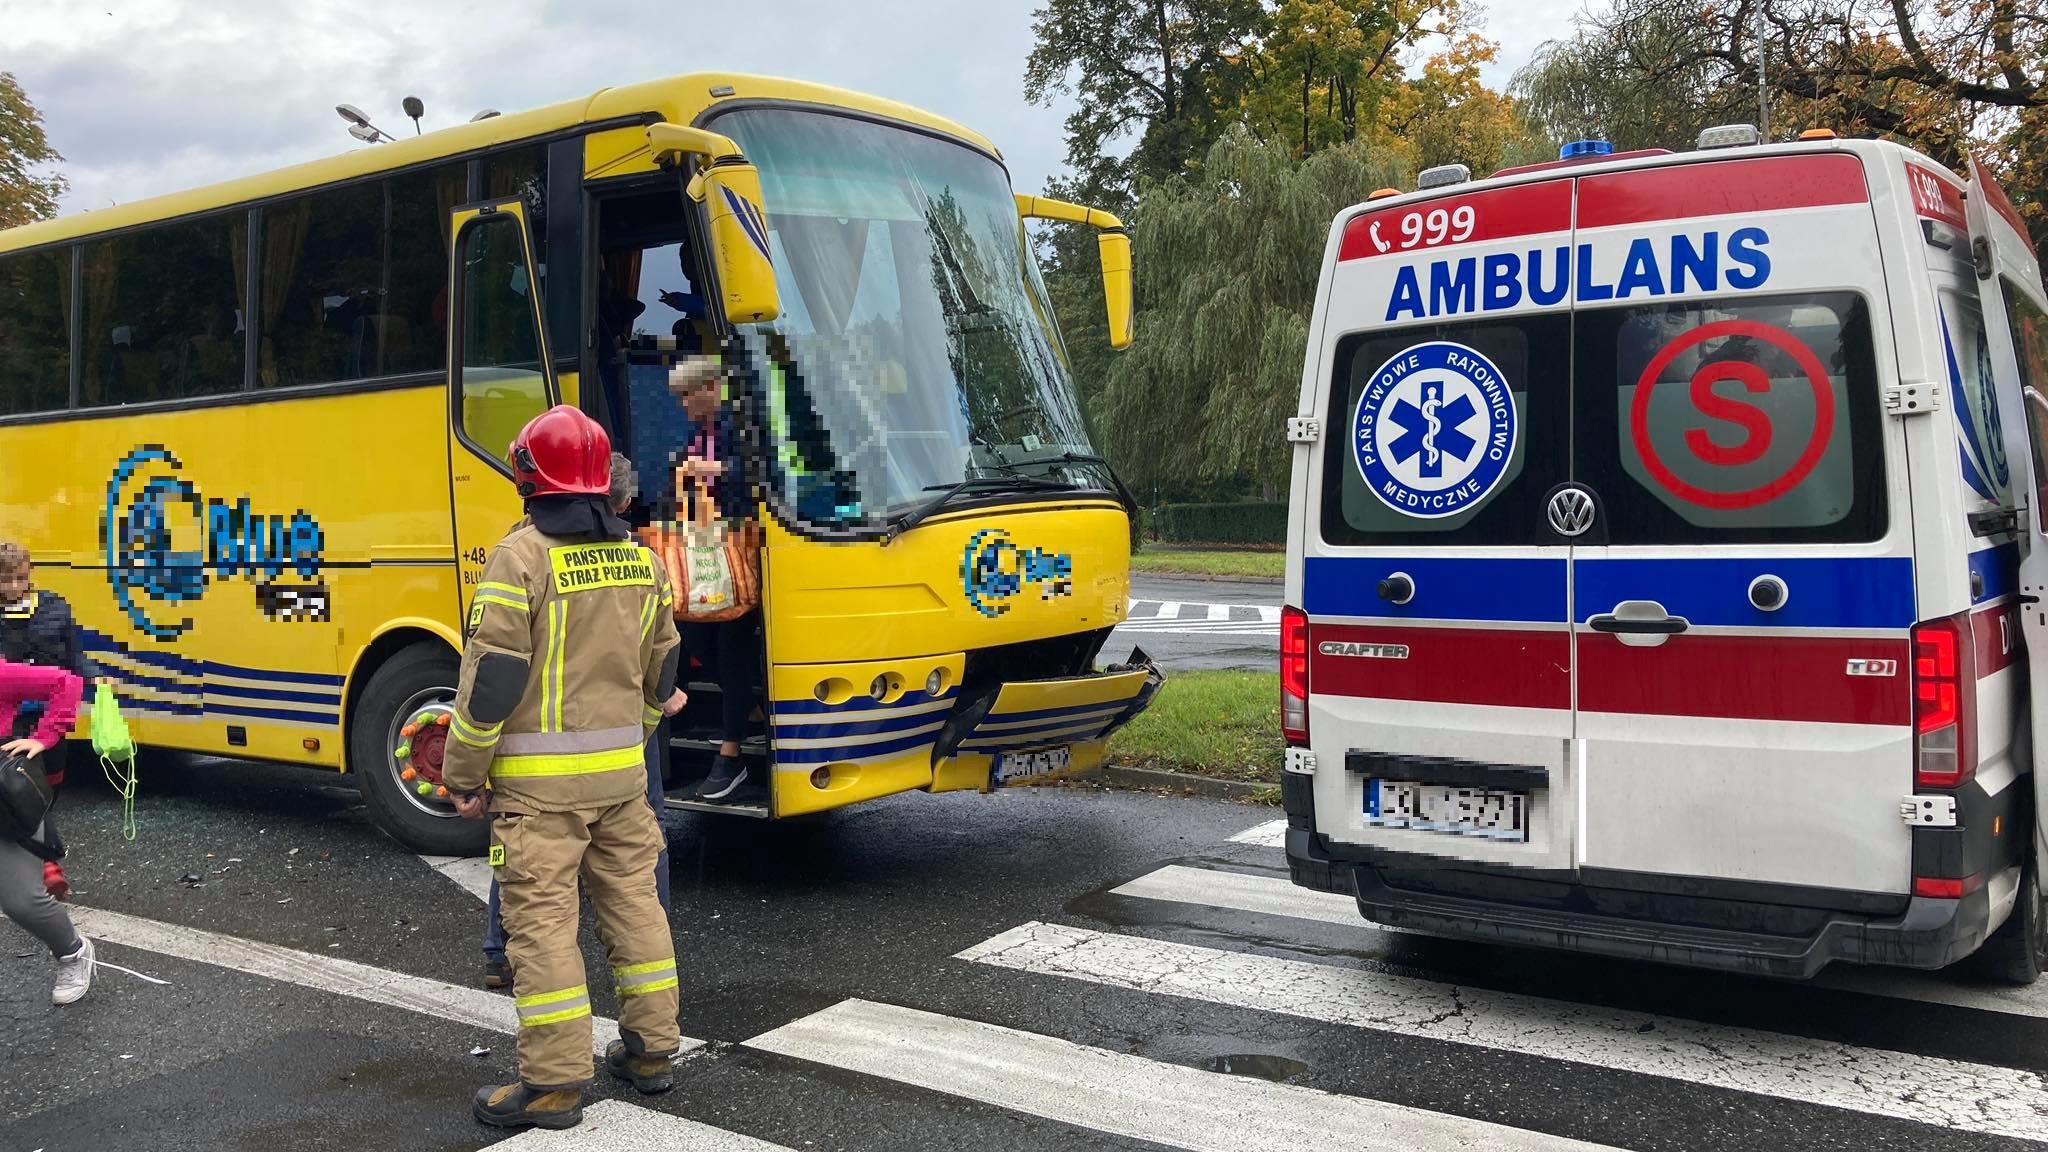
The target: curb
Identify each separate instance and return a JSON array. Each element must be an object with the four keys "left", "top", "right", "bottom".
[
  {"left": 1089, "top": 763, "right": 1279, "bottom": 802},
  {"left": 1127, "top": 570, "right": 1284, "bottom": 586}
]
